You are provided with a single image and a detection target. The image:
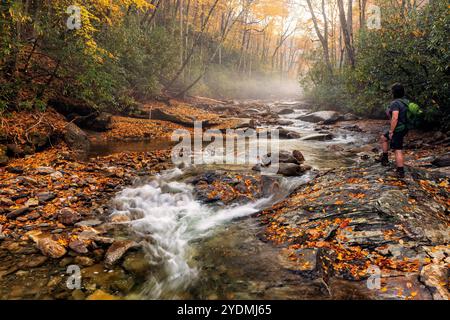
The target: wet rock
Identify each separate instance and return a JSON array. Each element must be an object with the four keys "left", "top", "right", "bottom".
[
  {"left": 86, "top": 289, "right": 120, "bottom": 300},
  {"left": 110, "top": 214, "right": 131, "bottom": 223},
  {"left": 278, "top": 129, "right": 301, "bottom": 139},
  {"left": 278, "top": 163, "right": 308, "bottom": 177},
  {"left": 293, "top": 150, "right": 305, "bottom": 164},
  {"left": 432, "top": 153, "right": 450, "bottom": 167},
  {"left": 74, "top": 256, "right": 95, "bottom": 267},
  {"left": 69, "top": 239, "right": 89, "bottom": 254},
  {"left": 277, "top": 120, "right": 294, "bottom": 126},
  {"left": 24, "top": 198, "right": 39, "bottom": 207},
  {"left": 75, "top": 219, "right": 102, "bottom": 227},
  {"left": 6, "top": 206, "right": 30, "bottom": 219},
  {"left": 302, "top": 133, "right": 333, "bottom": 141},
  {"left": 17, "top": 255, "right": 48, "bottom": 269},
  {"left": 298, "top": 111, "right": 343, "bottom": 124},
  {"left": 420, "top": 263, "right": 449, "bottom": 300},
  {"left": 36, "top": 166, "right": 56, "bottom": 175},
  {"left": 58, "top": 208, "right": 81, "bottom": 226},
  {"left": 17, "top": 176, "right": 38, "bottom": 186},
  {"left": 36, "top": 237, "right": 67, "bottom": 259},
  {"left": 105, "top": 240, "right": 139, "bottom": 267},
  {"left": 47, "top": 276, "right": 63, "bottom": 289},
  {"left": 37, "top": 192, "right": 56, "bottom": 203},
  {"left": 279, "top": 108, "right": 294, "bottom": 115},
  {"left": 122, "top": 252, "right": 151, "bottom": 277},
  {"left": 64, "top": 122, "right": 90, "bottom": 152},
  {"left": 59, "top": 257, "right": 74, "bottom": 267},
  {"left": 72, "top": 290, "right": 86, "bottom": 300},
  {"left": 104, "top": 166, "right": 125, "bottom": 178}
]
